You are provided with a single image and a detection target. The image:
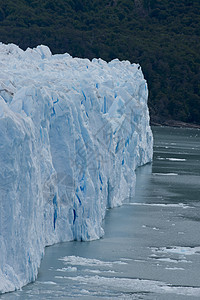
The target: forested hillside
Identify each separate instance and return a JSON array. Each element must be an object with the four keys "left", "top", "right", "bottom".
[{"left": 0, "top": 0, "right": 199, "bottom": 125}]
